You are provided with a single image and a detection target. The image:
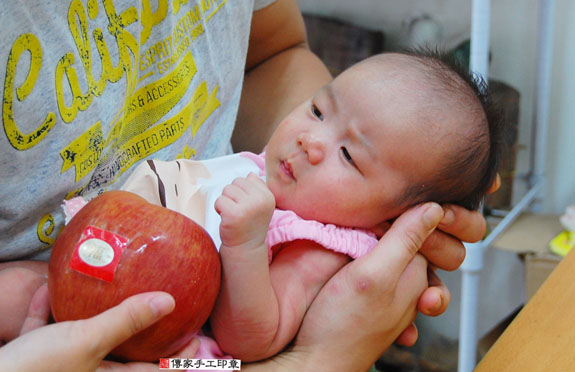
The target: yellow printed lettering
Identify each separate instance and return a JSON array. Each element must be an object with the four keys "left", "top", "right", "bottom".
[
  {"left": 190, "top": 23, "right": 205, "bottom": 40},
  {"left": 157, "top": 39, "right": 170, "bottom": 59},
  {"left": 176, "top": 145, "right": 196, "bottom": 159},
  {"left": 140, "top": 0, "right": 168, "bottom": 44},
  {"left": 93, "top": 27, "right": 125, "bottom": 84},
  {"left": 55, "top": 0, "right": 130, "bottom": 125},
  {"left": 65, "top": 187, "right": 86, "bottom": 201},
  {"left": 107, "top": 52, "right": 196, "bottom": 149},
  {"left": 201, "top": 0, "right": 215, "bottom": 13},
  {"left": 3, "top": 34, "right": 56, "bottom": 150},
  {"left": 172, "top": 0, "right": 189, "bottom": 15},
  {"left": 102, "top": 0, "right": 140, "bottom": 102},
  {"left": 189, "top": 81, "right": 220, "bottom": 136},
  {"left": 87, "top": 0, "right": 98, "bottom": 18},
  {"left": 139, "top": 3, "right": 205, "bottom": 75},
  {"left": 60, "top": 122, "right": 104, "bottom": 182},
  {"left": 190, "top": 5, "right": 202, "bottom": 24},
  {"left": 96, "top": 80, "right": 219, "bottom": 183},
  {"left": 68, "top": 0, "right": 110, "bottom": 98},
  {"left": 157, "top": 59, "right": 169, "bottom": 74},
  {"left": 55, "top": 52, "right": 93, "bottom": 123},
  {"left": 37, "top": 214, "right": 56, "bottom": 245},
  {"left": 204, "top": 0, "right": 227, "bottom": 21}
]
